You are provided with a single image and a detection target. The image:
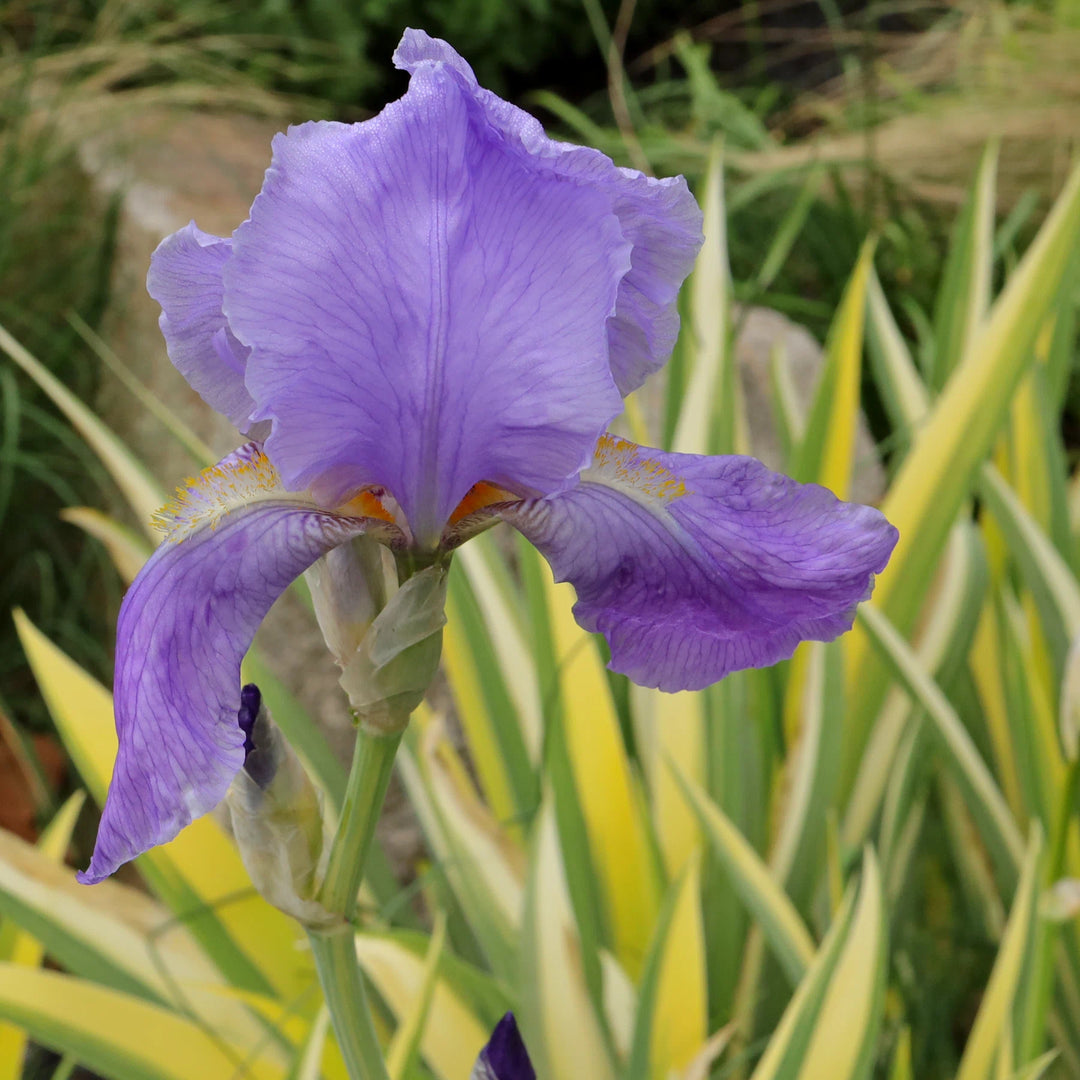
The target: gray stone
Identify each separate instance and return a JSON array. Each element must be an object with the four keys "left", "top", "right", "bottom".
[{"left": 734, "top": 305, "right": 887, "bottom": 505}]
